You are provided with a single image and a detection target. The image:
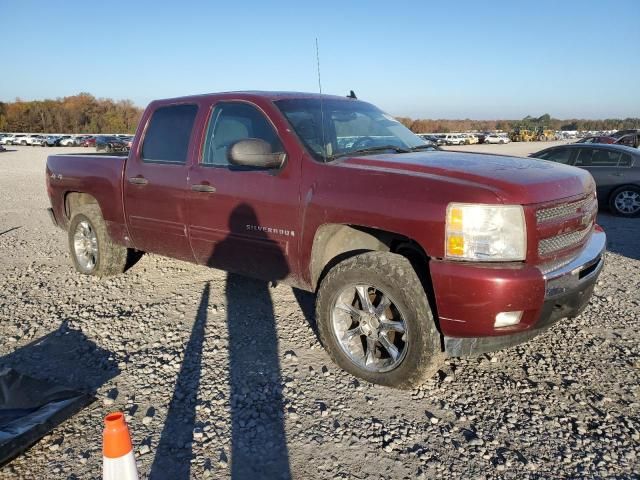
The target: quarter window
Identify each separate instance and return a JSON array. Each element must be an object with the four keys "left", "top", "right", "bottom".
[
  {"left": 142, "top": 104, "right": 198, "bottom": 164},
  {"left": 201, "top": 102, "right": 283, "bottom": 167},
  {"left": 618, "top": 154, "right": 633, "bottom": 167}
]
